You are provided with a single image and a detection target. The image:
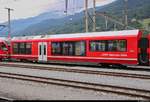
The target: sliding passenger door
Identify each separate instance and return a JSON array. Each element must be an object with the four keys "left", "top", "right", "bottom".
[{"left": 38, "top": 42, "right": 47, "bottom": 62}]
